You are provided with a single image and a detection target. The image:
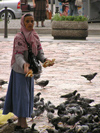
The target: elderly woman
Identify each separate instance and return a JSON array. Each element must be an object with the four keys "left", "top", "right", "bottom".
[{"left": 3, "top": 13, "right": 53, "bottom": 132}]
